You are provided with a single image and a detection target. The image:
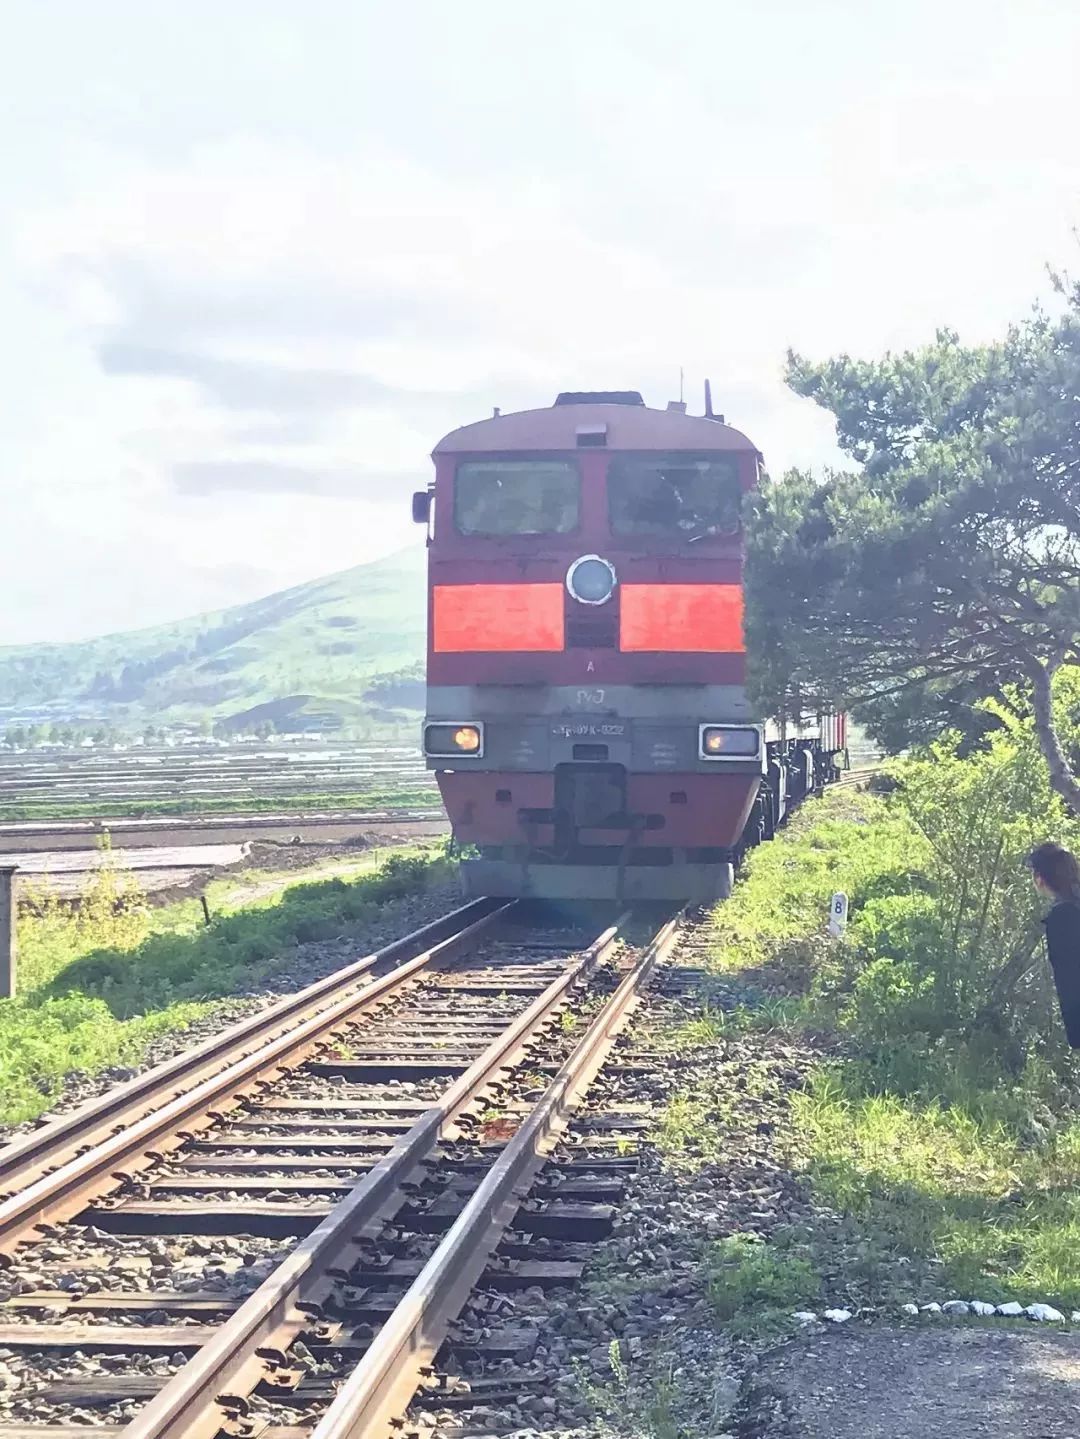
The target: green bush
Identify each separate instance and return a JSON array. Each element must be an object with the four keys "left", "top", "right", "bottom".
[
  {"left": 699, "top": 684, "right": 1080, "bottom": 1312},
  {"left": 725, "top": 706, "right": 1080, "bottom": 1061},
  {"left": 868, "top": 710, "right": 1073, "bottom": 1038}
]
